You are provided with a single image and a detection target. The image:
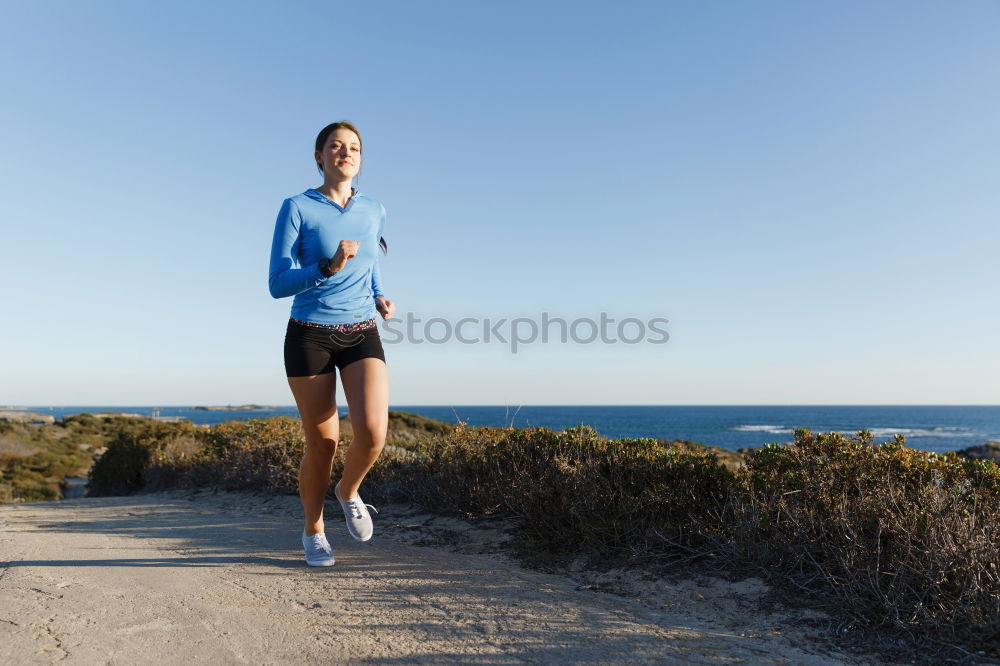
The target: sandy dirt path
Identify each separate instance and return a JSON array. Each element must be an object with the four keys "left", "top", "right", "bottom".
[{"left": 0, "top": 490, "right": 872, "bottom": 664}]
